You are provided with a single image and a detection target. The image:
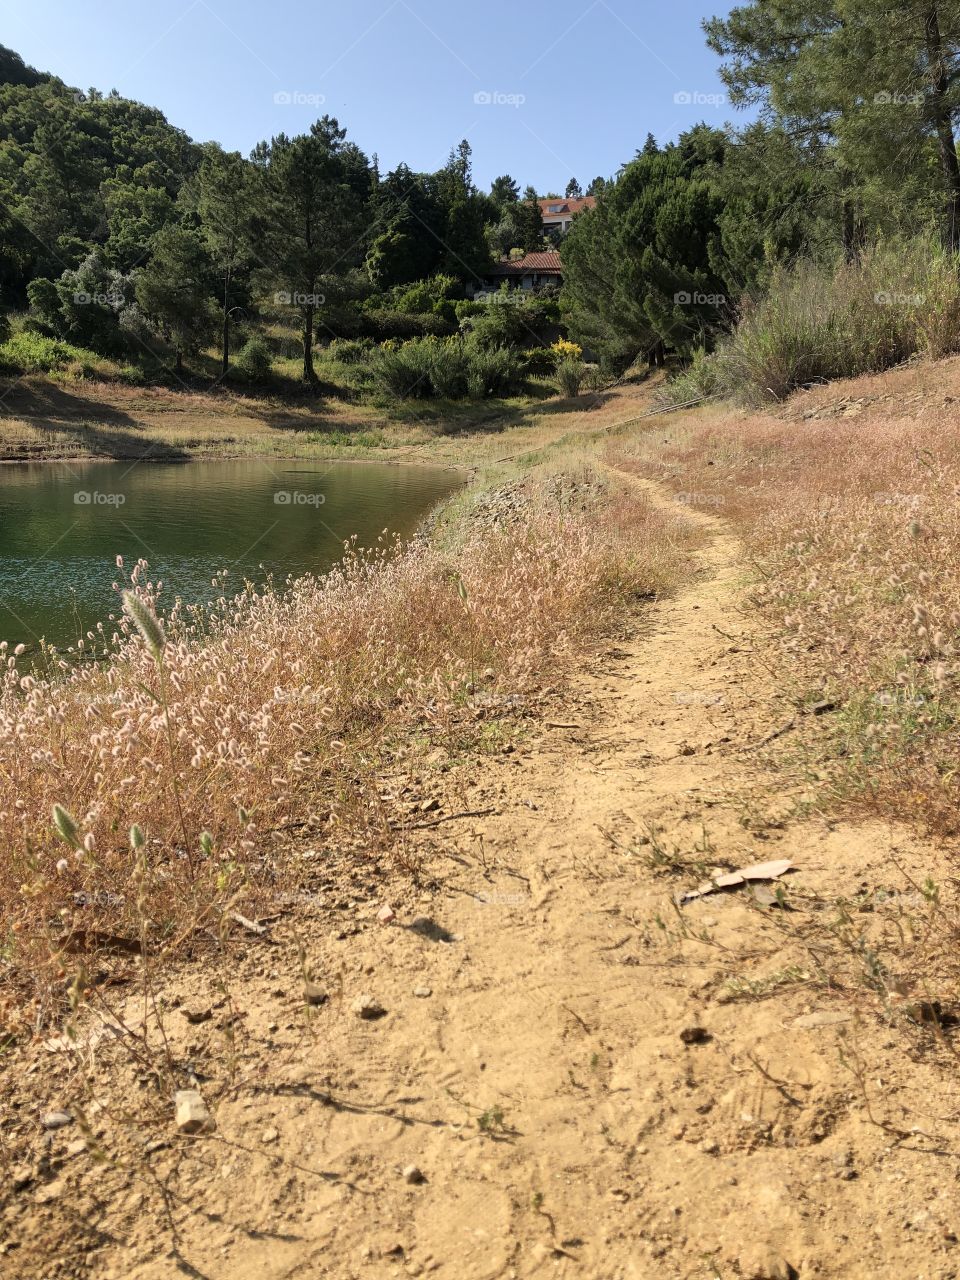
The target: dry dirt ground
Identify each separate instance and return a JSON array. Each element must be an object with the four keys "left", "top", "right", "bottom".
[{"left": 4, "top": 461, "right": 960, "bottom": 1280}]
